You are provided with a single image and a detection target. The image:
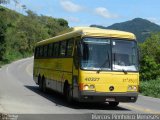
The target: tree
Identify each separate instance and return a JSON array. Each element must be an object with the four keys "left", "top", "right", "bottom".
[
  {"left": 140, "top": 32, "right": 160, "bottom": 63},
  {"left": 13, "top": 0, "right": 19, "bottom": 10},
  {"left": 26, "top": 10, "right": 37, "bottom": 19},
  {"left": 0, "top": 0, "right": 10, "bottom": 4},
  {"left": 39, "top": 15, "right": 69, "bottom": 37},
  {"left": 56, "top": 18, "right": 68, "bottom": 27},
  {"left": 16, "top": 16, "right": 50, "bottom": 51},
  {"left": 0, "top": 17, "right": 7, "bottom": 60},
  {"left": 140, "top": 56, "right": 160, "bottom": 81},
  {"left": 139, "top": 32, "right": 160, "bottom": 80},
  {"left": 21, "top": 4, "right": 27, "bottom": 13},
  {"left": 0, "top": 6, "right": 69, "bottom": 63}
]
